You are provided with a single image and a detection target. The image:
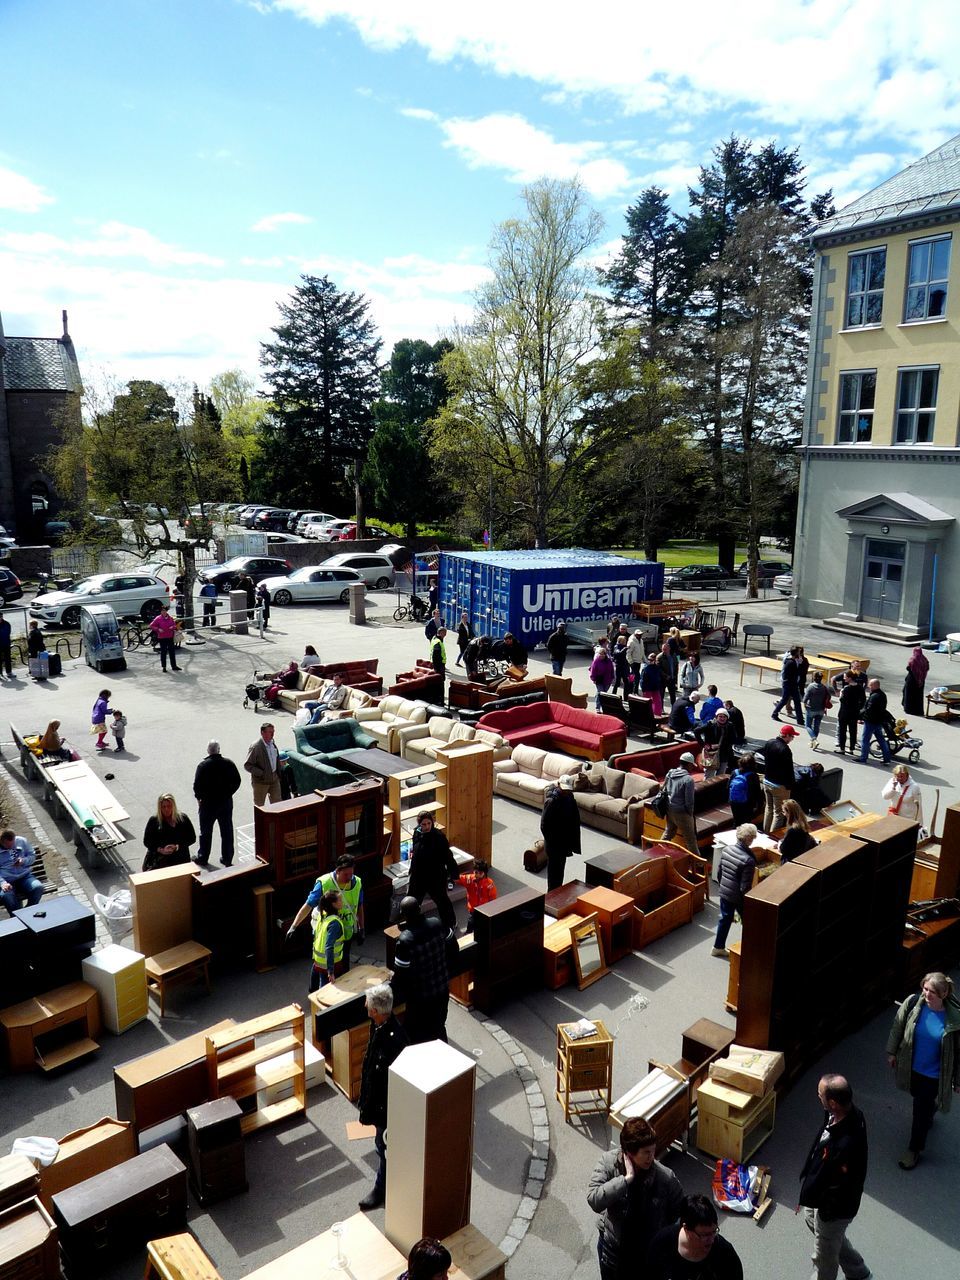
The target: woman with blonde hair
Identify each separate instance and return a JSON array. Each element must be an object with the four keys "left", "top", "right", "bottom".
[
  {"left": 882, "top": 764, "right": 923, "bottom": 825},
  {"left": 142, "top": 794, "right": 196, "bottom": 871},
  {"left": 778, "top": 799, "right": 817, "bottom": 862},
  {"left": 38, "top": 720, "right": 72, "bottom": 761},
  {"left": 886, "top": 972, "right": 960, "bottom": 1169}
]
